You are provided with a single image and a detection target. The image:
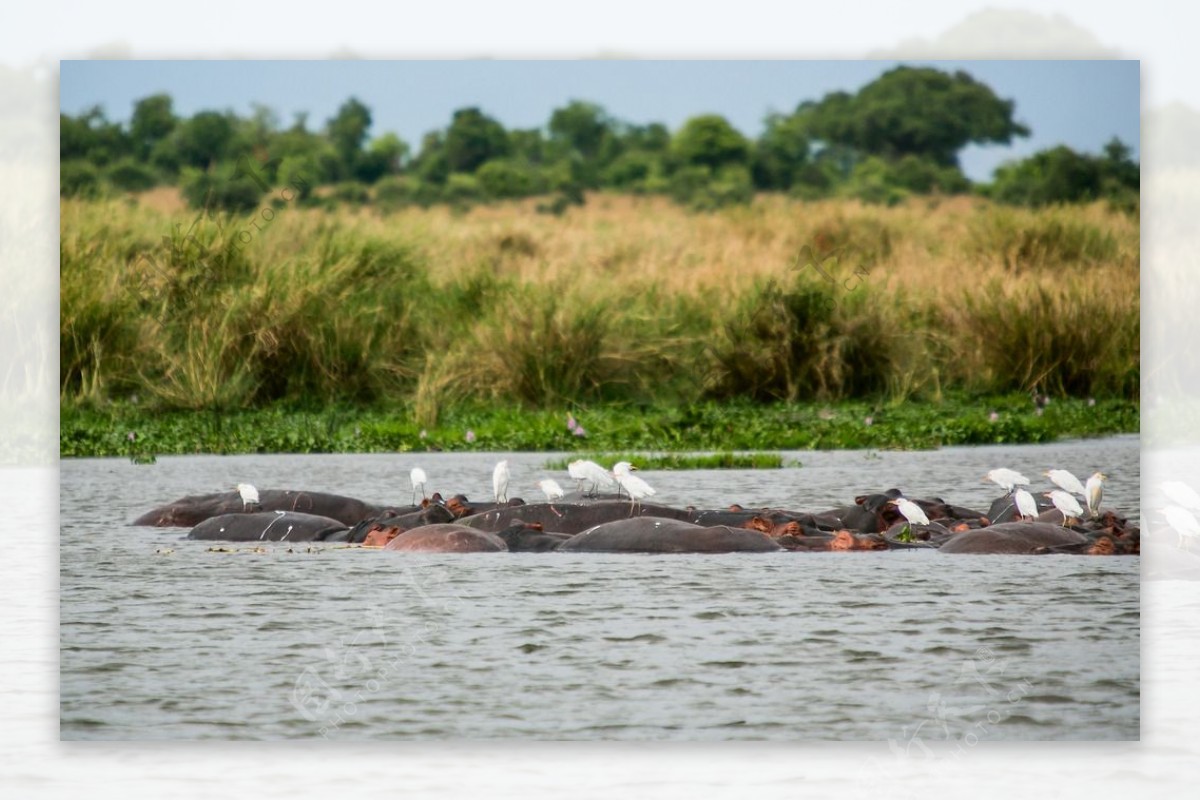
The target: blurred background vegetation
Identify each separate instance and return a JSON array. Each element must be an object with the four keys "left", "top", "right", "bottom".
[
  {"left": 61, "top": 66, "right": 1139, "bottom": 213},
  {"left": 59, "top": 65, "right": 1139, "bottom": 453}
]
